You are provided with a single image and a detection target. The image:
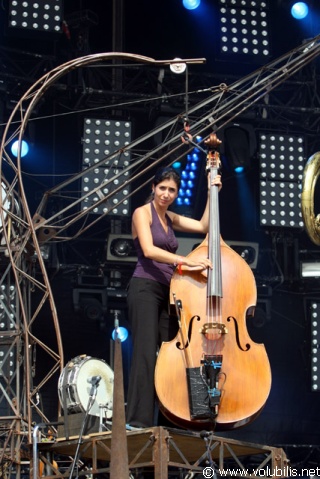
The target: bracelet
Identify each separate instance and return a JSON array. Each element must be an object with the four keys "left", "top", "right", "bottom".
[
  {"left": 173, "top": 256, "right": 183, "bottom": 275},
  {"left": 174, "top": 256, "right": 183, "bottom": 266}
]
